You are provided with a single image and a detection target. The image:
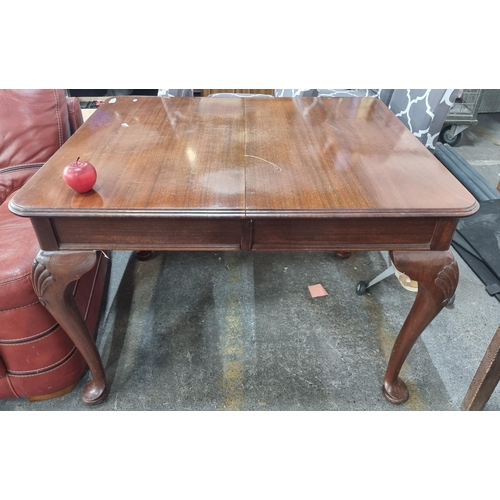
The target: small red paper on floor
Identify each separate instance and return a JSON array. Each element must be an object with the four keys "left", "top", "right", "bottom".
[{"left": 308, "top": 284, "right": 329, "bottom": 297}]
